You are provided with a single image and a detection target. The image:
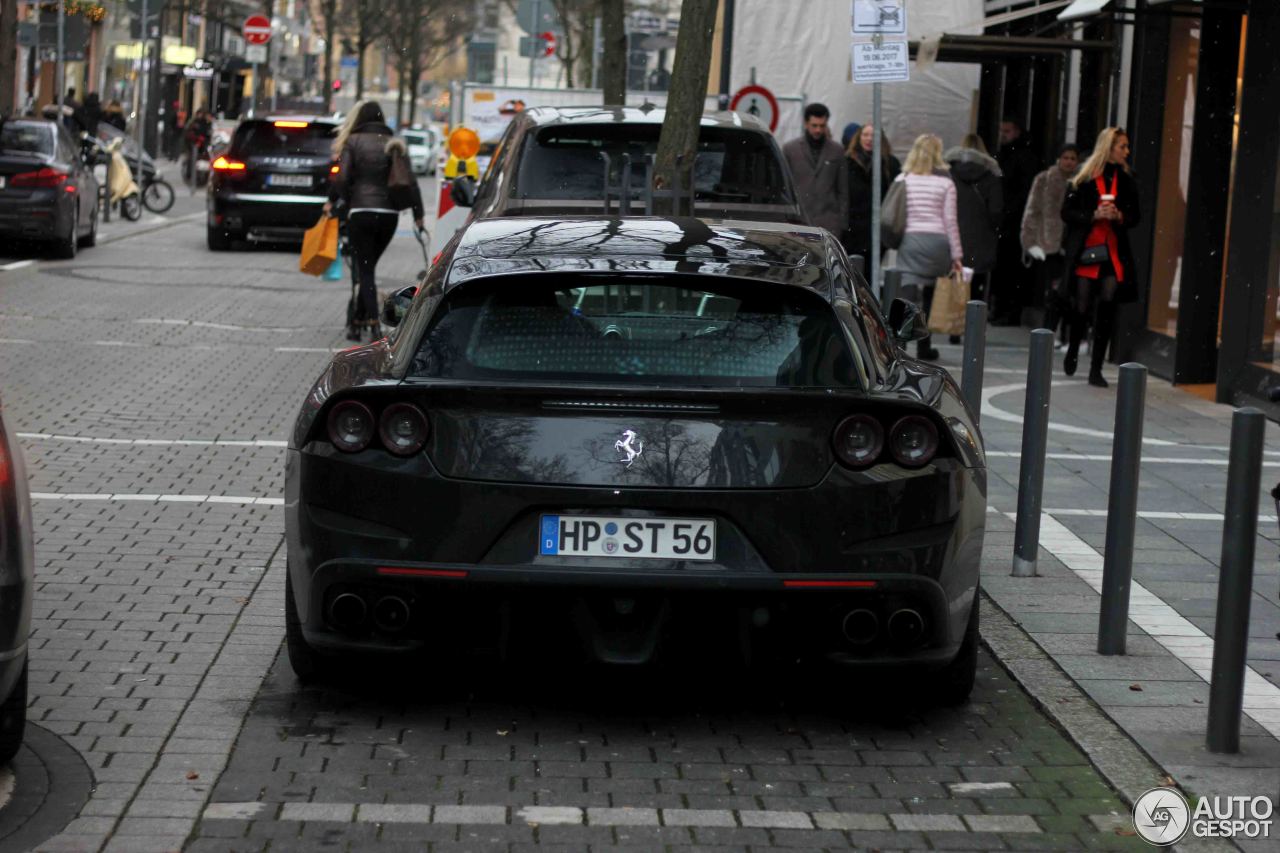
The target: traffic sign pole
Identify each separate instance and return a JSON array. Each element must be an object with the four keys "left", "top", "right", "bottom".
[
  {"left": 528, "top": 0, "right": 540, "bottom": 87},
  {"left": 871, "top": 72, "right": 881, "bottom": 295}
]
